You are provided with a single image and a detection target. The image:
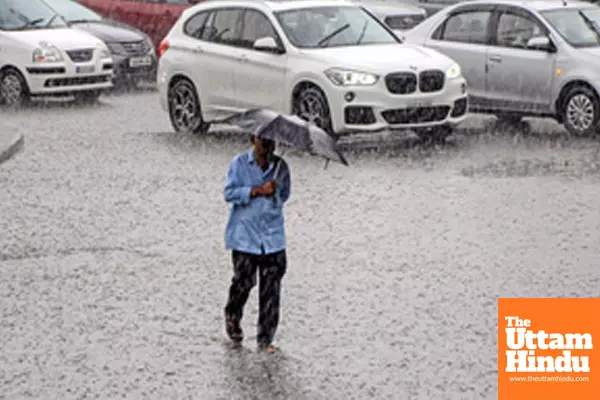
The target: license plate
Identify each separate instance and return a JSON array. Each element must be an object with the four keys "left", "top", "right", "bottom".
[
  {"left": 75, "top": 65, "right": 94, "bottom": 74},
  {"left": 129, "top": 56, "right": 152, "bottom": 68},
  {"left": 407, "top": 100, "right": 433, "bottom": 108}
]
